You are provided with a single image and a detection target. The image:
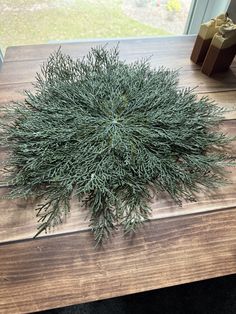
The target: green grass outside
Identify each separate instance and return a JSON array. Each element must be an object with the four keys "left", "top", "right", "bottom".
[{"left": 0, "top": 0, "right": 170, "bottom": 54}]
